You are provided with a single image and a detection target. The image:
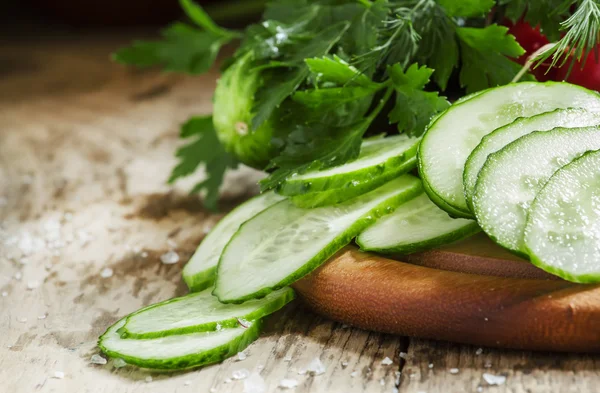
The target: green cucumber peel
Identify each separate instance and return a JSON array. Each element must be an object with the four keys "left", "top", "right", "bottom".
[
  {"left": 183, "top": 191, "right": 284, "bottom": 292},
  {"left": 214, "top": 175, "right": 423, "bottom": 303},
  {"left": 99, "top": 318, "right": 262, "bottom": 370},
  {"left": 119, "top": 287, "right": 294, "bottom": 339},
  {"left": 357, "top": 192, "right": 480, "bottom": 254}
]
